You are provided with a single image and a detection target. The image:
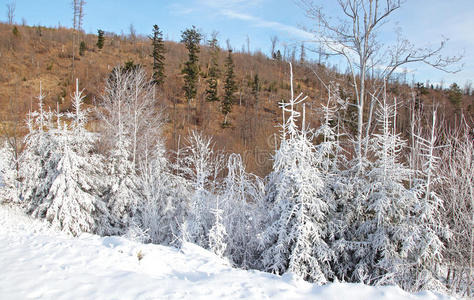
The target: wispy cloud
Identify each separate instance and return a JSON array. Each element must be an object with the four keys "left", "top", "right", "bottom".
[
  {"left": 220, "top": 9, "right": 314, "bottom": 40},
  {"left": 168, "top": 3, "right": 195, "bottom": 16},
  {"left": 198, "top": 0, "right": 264, "bottom": 10}
]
